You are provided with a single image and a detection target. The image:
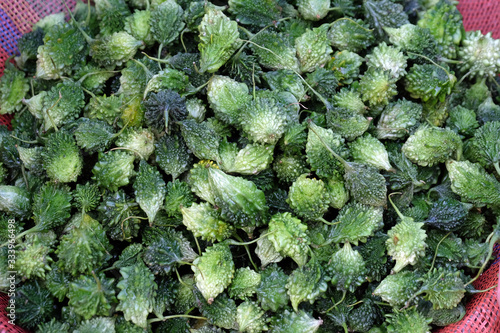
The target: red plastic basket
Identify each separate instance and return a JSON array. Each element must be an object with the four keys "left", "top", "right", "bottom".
[{"left": 1, "top": 0, "right": 500, "bottom": 332}]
